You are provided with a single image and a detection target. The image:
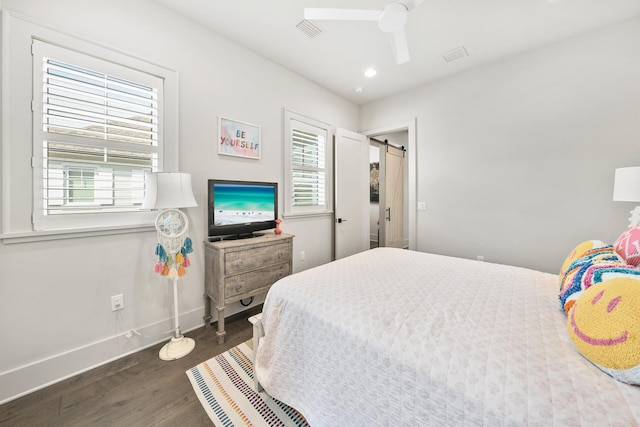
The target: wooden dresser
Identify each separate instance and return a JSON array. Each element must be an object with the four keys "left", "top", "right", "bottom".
[{"left": 204, "top": 233, "right": 293, "bottom": 344}]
